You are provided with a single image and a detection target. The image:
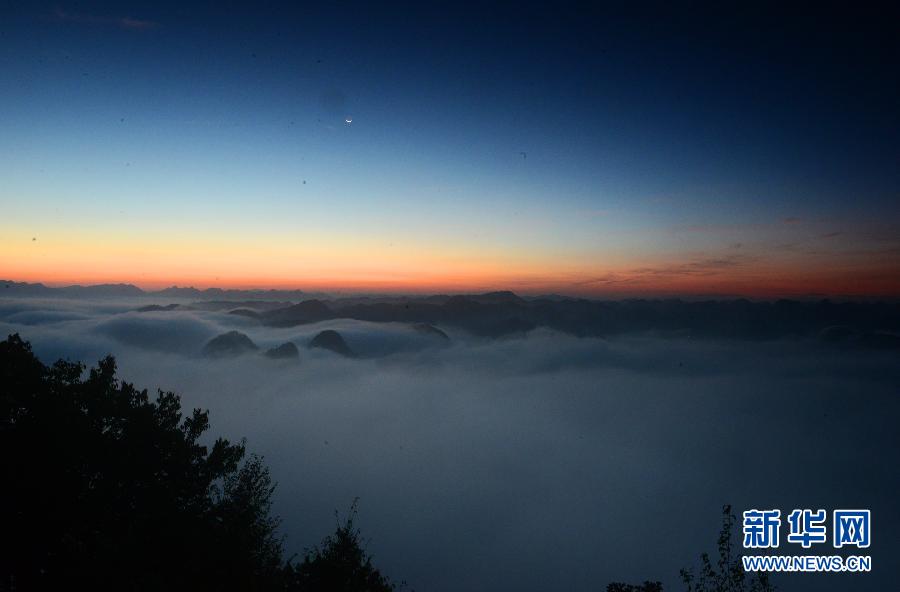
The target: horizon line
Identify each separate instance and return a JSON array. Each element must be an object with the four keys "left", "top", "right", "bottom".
[{"left": 2, "top": 277, "right": 896, "bottom": 302}]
